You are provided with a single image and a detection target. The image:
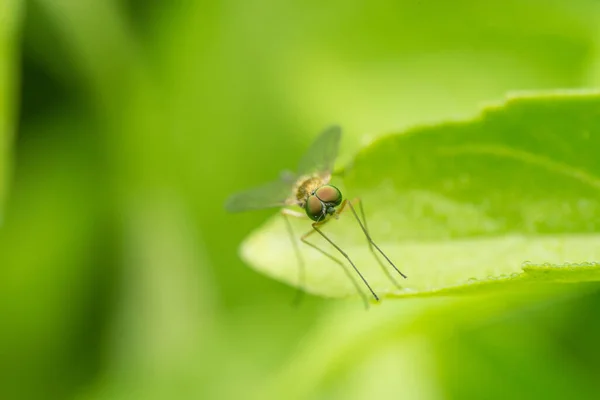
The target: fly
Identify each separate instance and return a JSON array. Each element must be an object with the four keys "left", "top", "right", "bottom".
[{"left": 225, "top": 126, "right": 406, "bottom": 307}]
